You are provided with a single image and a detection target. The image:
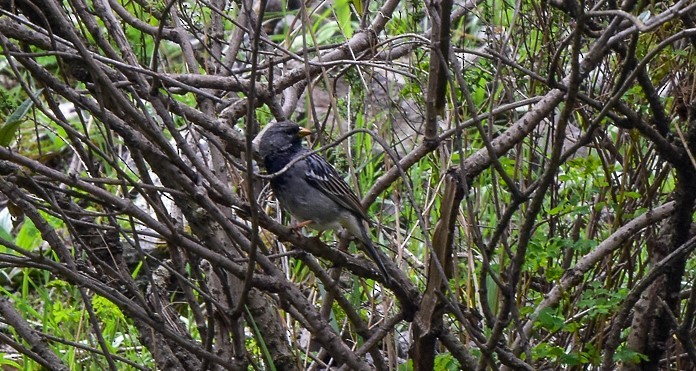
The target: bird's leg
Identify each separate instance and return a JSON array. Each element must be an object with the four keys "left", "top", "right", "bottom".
[
  {"left": 289, "top": 220, "right": 329, "bottom": 242},
  {"left": 289, "top": 220, "right": 322, "bottom": 237},
  {"left": 292, "top": 220, "right": 314, "bottom": 229}
]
